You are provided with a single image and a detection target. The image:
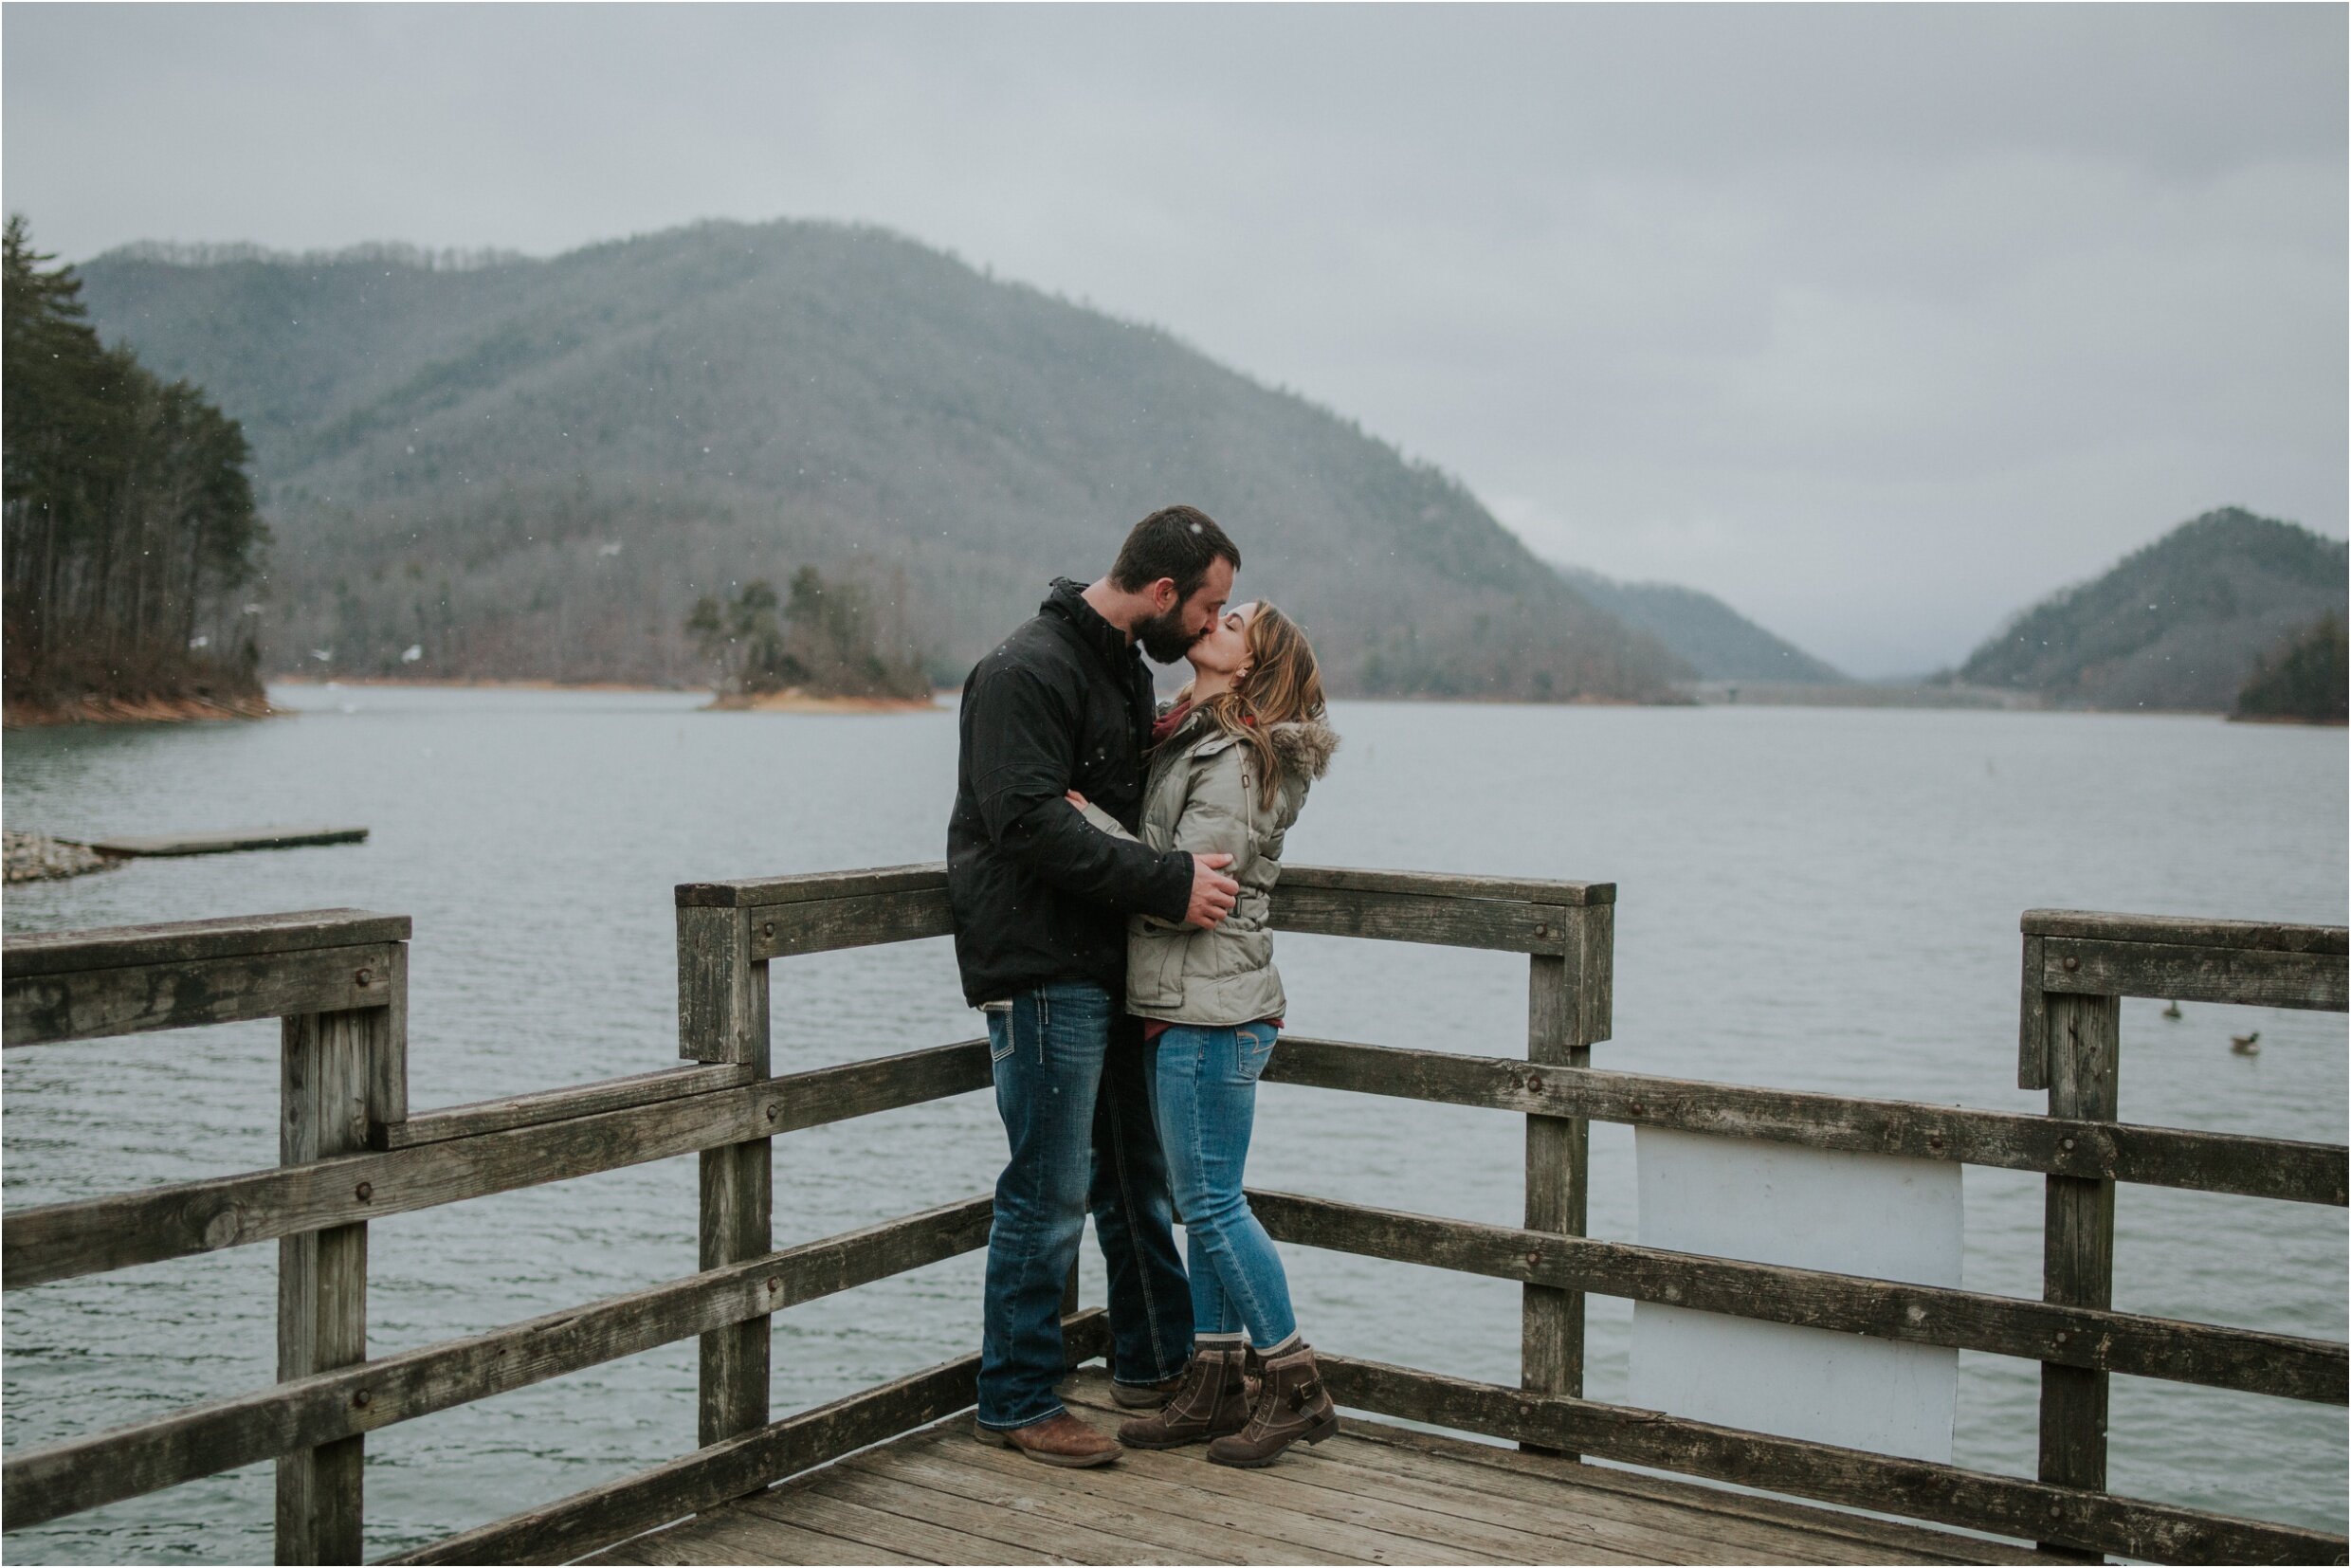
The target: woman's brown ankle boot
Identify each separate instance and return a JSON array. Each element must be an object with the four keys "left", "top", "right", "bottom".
[
  {"left": 1116, "top": 1341, "right": 1251, "bottom": 1449},
  {"left": 1206, "top": 1341, "right": 1338, "bottom": 1468}
]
